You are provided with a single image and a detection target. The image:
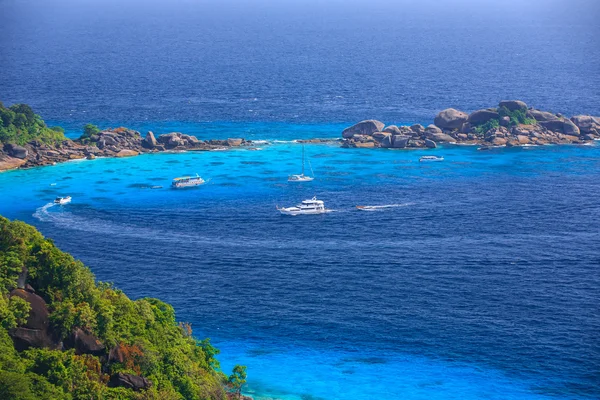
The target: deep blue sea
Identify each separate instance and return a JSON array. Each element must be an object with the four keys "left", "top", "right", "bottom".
[{"left": 1, "top": 0, "right": 600, "bottom": 399}]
